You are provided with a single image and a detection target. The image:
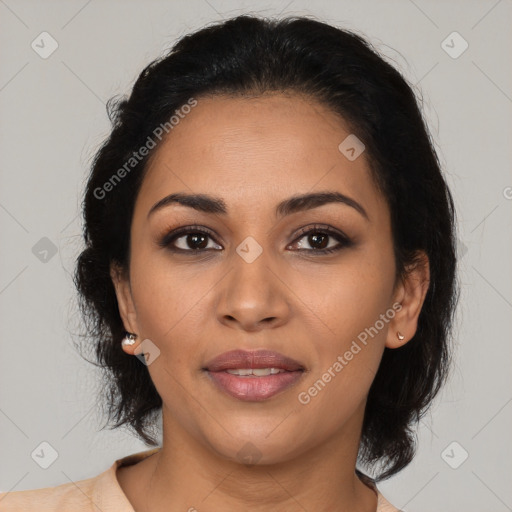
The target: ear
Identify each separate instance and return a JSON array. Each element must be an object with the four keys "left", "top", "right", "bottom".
[
  {"left": 110, "top": 262, "right": 142, "bottom": 355},
  {"left": 385, "top": 250, "right": 430, "bottom": 349}
]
